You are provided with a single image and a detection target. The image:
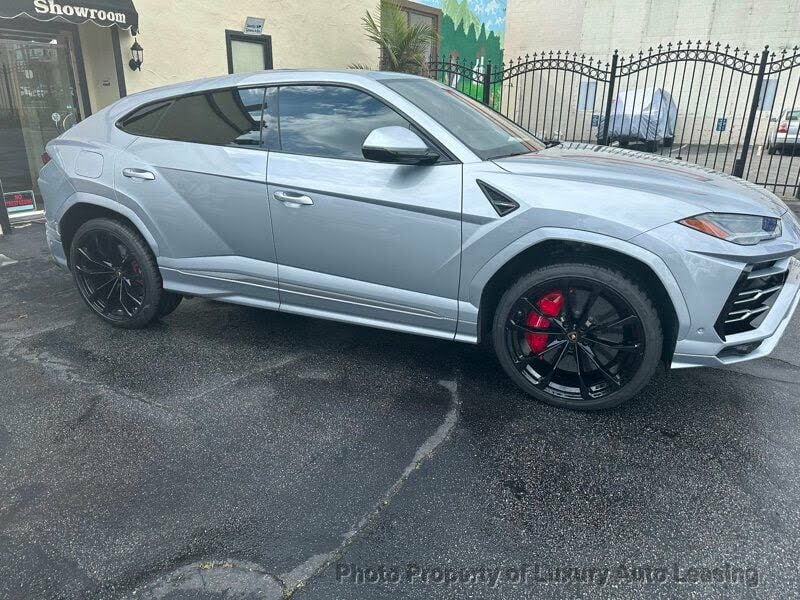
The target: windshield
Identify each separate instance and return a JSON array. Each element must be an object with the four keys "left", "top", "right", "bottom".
[{"left": 382, "top": 78, "right": 545, "bottom": 160}]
